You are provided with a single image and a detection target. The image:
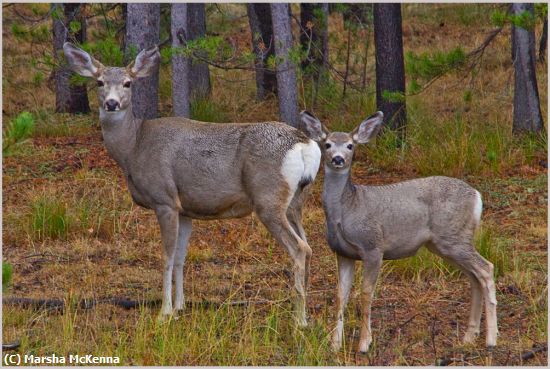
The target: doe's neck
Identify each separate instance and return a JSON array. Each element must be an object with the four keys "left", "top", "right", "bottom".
[
  {"left": 99, "top": 106, "right": 141, "bottom": 170},
  {"left": 322, "top": 164, "right": 355, "bottom": 208}
]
